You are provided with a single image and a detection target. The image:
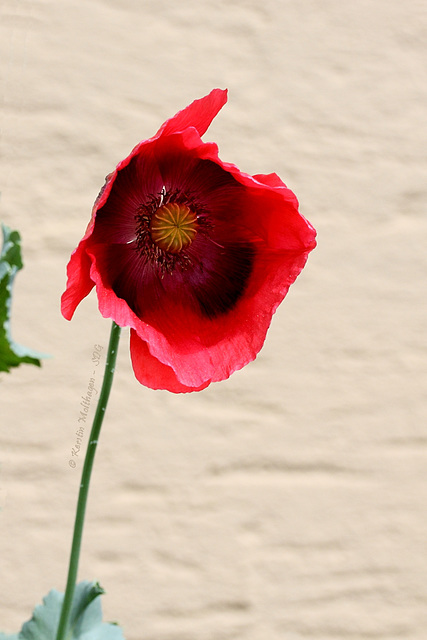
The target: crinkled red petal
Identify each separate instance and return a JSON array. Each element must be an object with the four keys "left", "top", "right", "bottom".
[
  {"left": 155, "top": 88, "right": 227, "bottom": 138},
  {"left": 130, "top": 330, "right": 210, "bottom": 393},
  {"left": 61, "top": 241, "right": 94, "bottom": 320}
]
